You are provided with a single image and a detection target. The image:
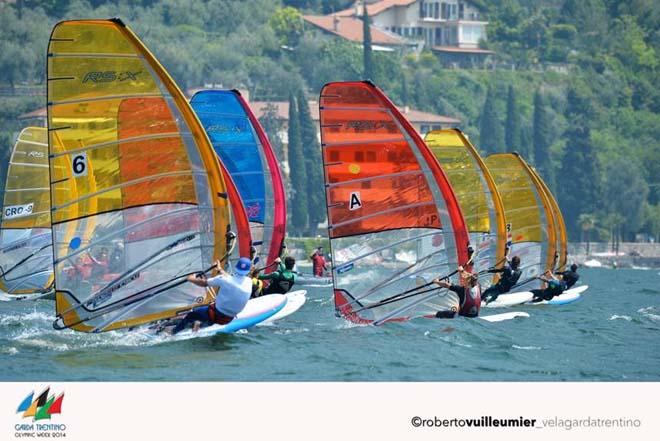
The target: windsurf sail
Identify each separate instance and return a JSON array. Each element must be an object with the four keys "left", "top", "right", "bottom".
[
  {"left": 484, "top": 153, "right": 556, "bottom": 289},
  {"left": 530, "top": 167, "right": 567, "bottom": 271},
  {"left": 320, "top": 81, "right": 469, "bottom": 325},
  {"left": 47, "top": 18, "right": 248, "bottom": 332},
  {"left": 0, "top": 127, "right": 54, "bottom": 298},
  {"left": 425, "top": 129, "right": 507, "bottom": 285},
  {"left": 190, "top": 90, "right": 286, "bottom": 267}
]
